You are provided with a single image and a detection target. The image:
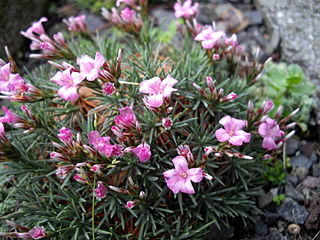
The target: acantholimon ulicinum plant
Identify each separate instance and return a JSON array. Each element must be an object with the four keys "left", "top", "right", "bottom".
[{"left": 0, "top": 0, "right": 298, "bottom": 239}]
